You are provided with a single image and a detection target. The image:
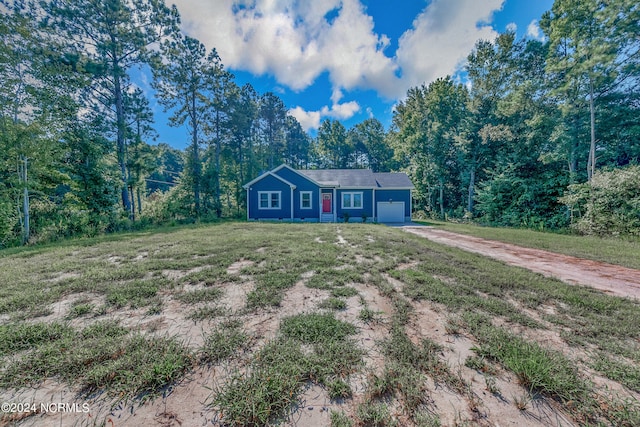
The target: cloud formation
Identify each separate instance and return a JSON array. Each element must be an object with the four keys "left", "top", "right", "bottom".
[
  {"left": 172, "top": 0, "right": 505, "bottom": 130},
  {"left": 289, "top": 100, "right": 361, "bottom": 131},
  {"left": 527, "top": 19, "right": 544, "bottom": 41}
]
